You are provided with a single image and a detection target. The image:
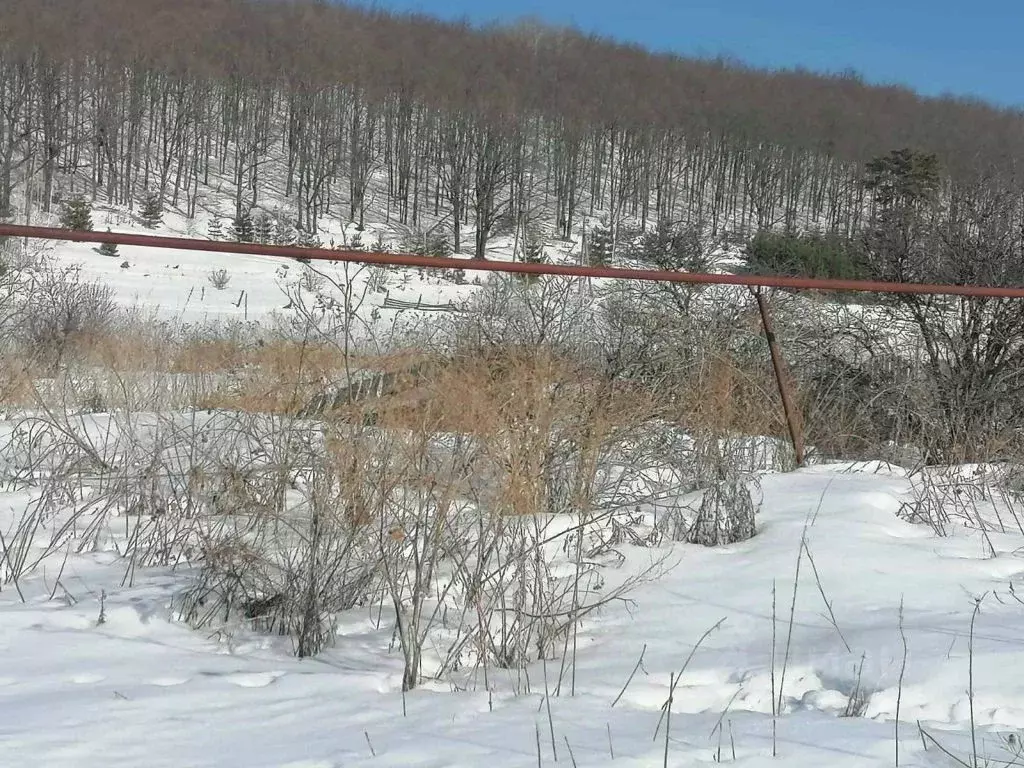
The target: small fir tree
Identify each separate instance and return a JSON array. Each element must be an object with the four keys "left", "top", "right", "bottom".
[
  {"left": 295, "top": 228, "right": 321, "bottom": 262},
  {"left": 523, "top": 227, "right": 545, "bottom": 264},
  {"left": 517, "top": 227, "right": 546, "bottom": 284},
  {"left": 274, "top": 219, "right": 298, "bottom": 246},
  {"left": 139, "top": 189, "right": 163, "bottom": 228},
  {"left": 426, "top": 232, "right": 452, "bottom": 258},
  {"left": 59, "top": 195, "right": 93, "bottom": 231},
  {"left": 228, "top": 211, "right": 254, "bottom": 243},
  {"left": 207, "top": 217, "right": 224, "bottom": 241},
  {"left": 99, "top": 229, "right": 118, "bottom": 257},
  {"left": 587, "top": 218, "right": 613, "bottom": 266},
  {"left": 253, "top": 211, "right": 275, "bottom": 244}
]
